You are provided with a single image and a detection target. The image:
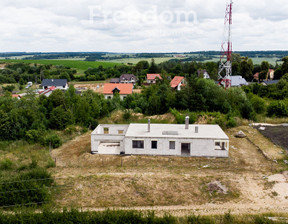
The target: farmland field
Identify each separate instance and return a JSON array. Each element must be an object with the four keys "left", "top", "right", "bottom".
[
  {"left": 0, "top": 59, "right": 120, "bottom": 70},
  {"left": 106, "top": 57, "right": 175, "bottom": 65}
]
